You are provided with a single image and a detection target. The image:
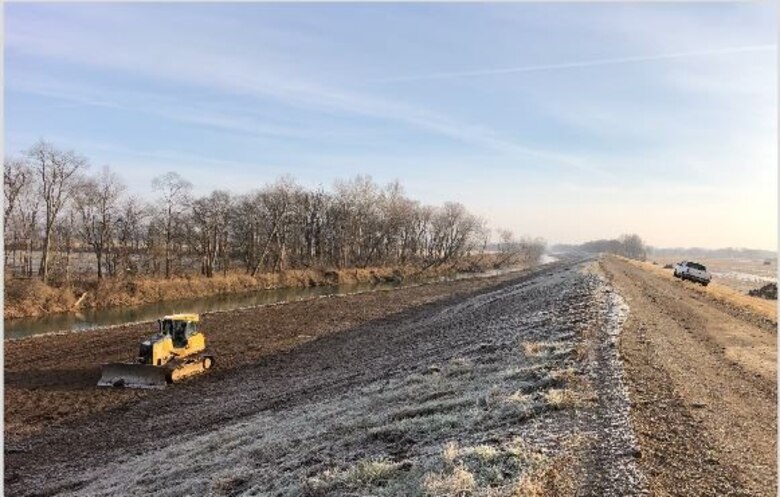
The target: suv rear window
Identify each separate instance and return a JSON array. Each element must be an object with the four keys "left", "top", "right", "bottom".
[{"left": 688, "top": 262, "right": 706, "bottom": 271}]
